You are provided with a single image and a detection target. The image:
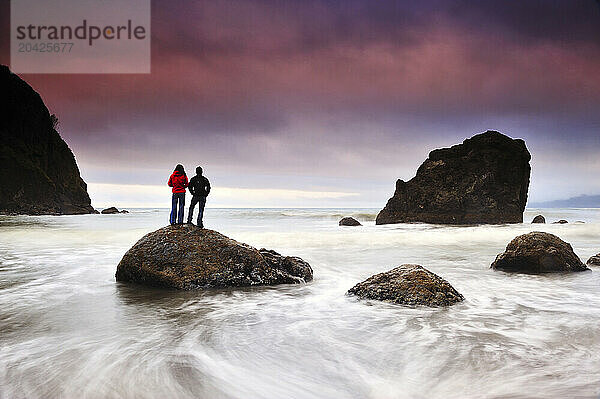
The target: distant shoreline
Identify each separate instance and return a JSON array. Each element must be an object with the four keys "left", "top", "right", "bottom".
[{"left": 529, "top": 194, "right": 600, "bottom": 208}]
